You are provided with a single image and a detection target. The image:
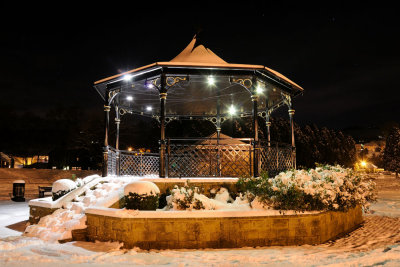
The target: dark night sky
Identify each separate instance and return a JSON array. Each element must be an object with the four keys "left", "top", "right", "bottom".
[{"left": 1, "top": 1, "right": 399, "bottom": 130}]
